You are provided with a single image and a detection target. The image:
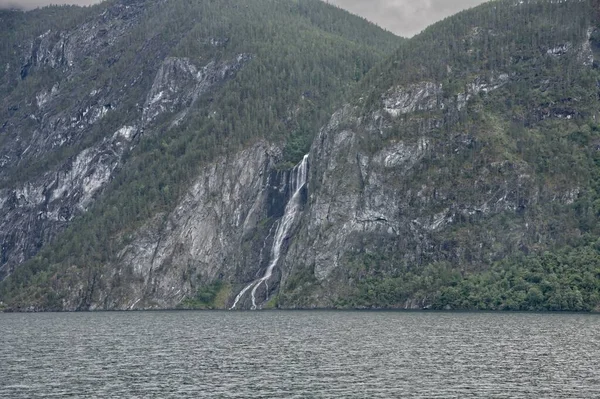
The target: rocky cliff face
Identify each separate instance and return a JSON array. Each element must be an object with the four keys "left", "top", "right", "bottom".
[
  {"left": 66, "top": 31, "right": 595, "bottom": 310},
  {"left": 0, "top": 2, "right": 146, "bottom": 279},
  {"left": 279, "top": 85, "right": 583, "bottom": 308},
  {"left": 274, "top": 18, "right": 600, "bottom": 308},
  {"left": 0, "top": 124, "right": 136, "bottom": 277},
  {"left": 53, "top": 141, "right": 284, "bottom": 310},
  {"left": 0, "top": 0, "right": 403, "bottom": 311},
  {"left": 0, "top": 2, "right": 250, "bottom": 281}
]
